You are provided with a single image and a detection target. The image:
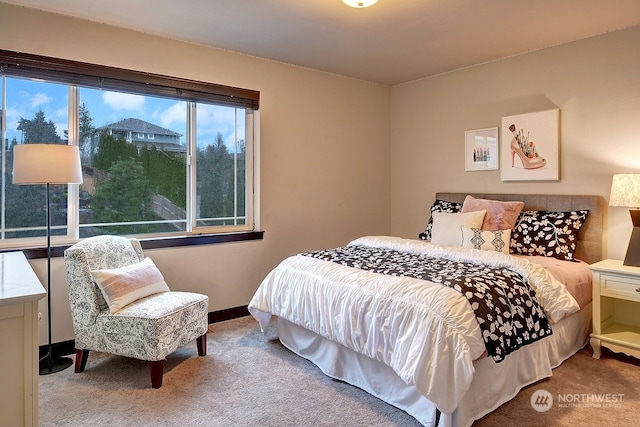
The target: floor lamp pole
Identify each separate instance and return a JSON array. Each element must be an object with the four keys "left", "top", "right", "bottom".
[{"left": 40, "top": 182, "right": 73, "bottom": 375}]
